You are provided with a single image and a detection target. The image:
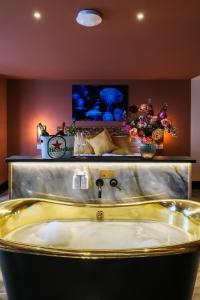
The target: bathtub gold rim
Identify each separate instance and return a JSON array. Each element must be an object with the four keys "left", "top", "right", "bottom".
[
  {"left": 0, "top": 198, "right": 199, "bottom": 259},
  {"left": 0, "top": 239, "right": 200, "bottom": 259}
]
